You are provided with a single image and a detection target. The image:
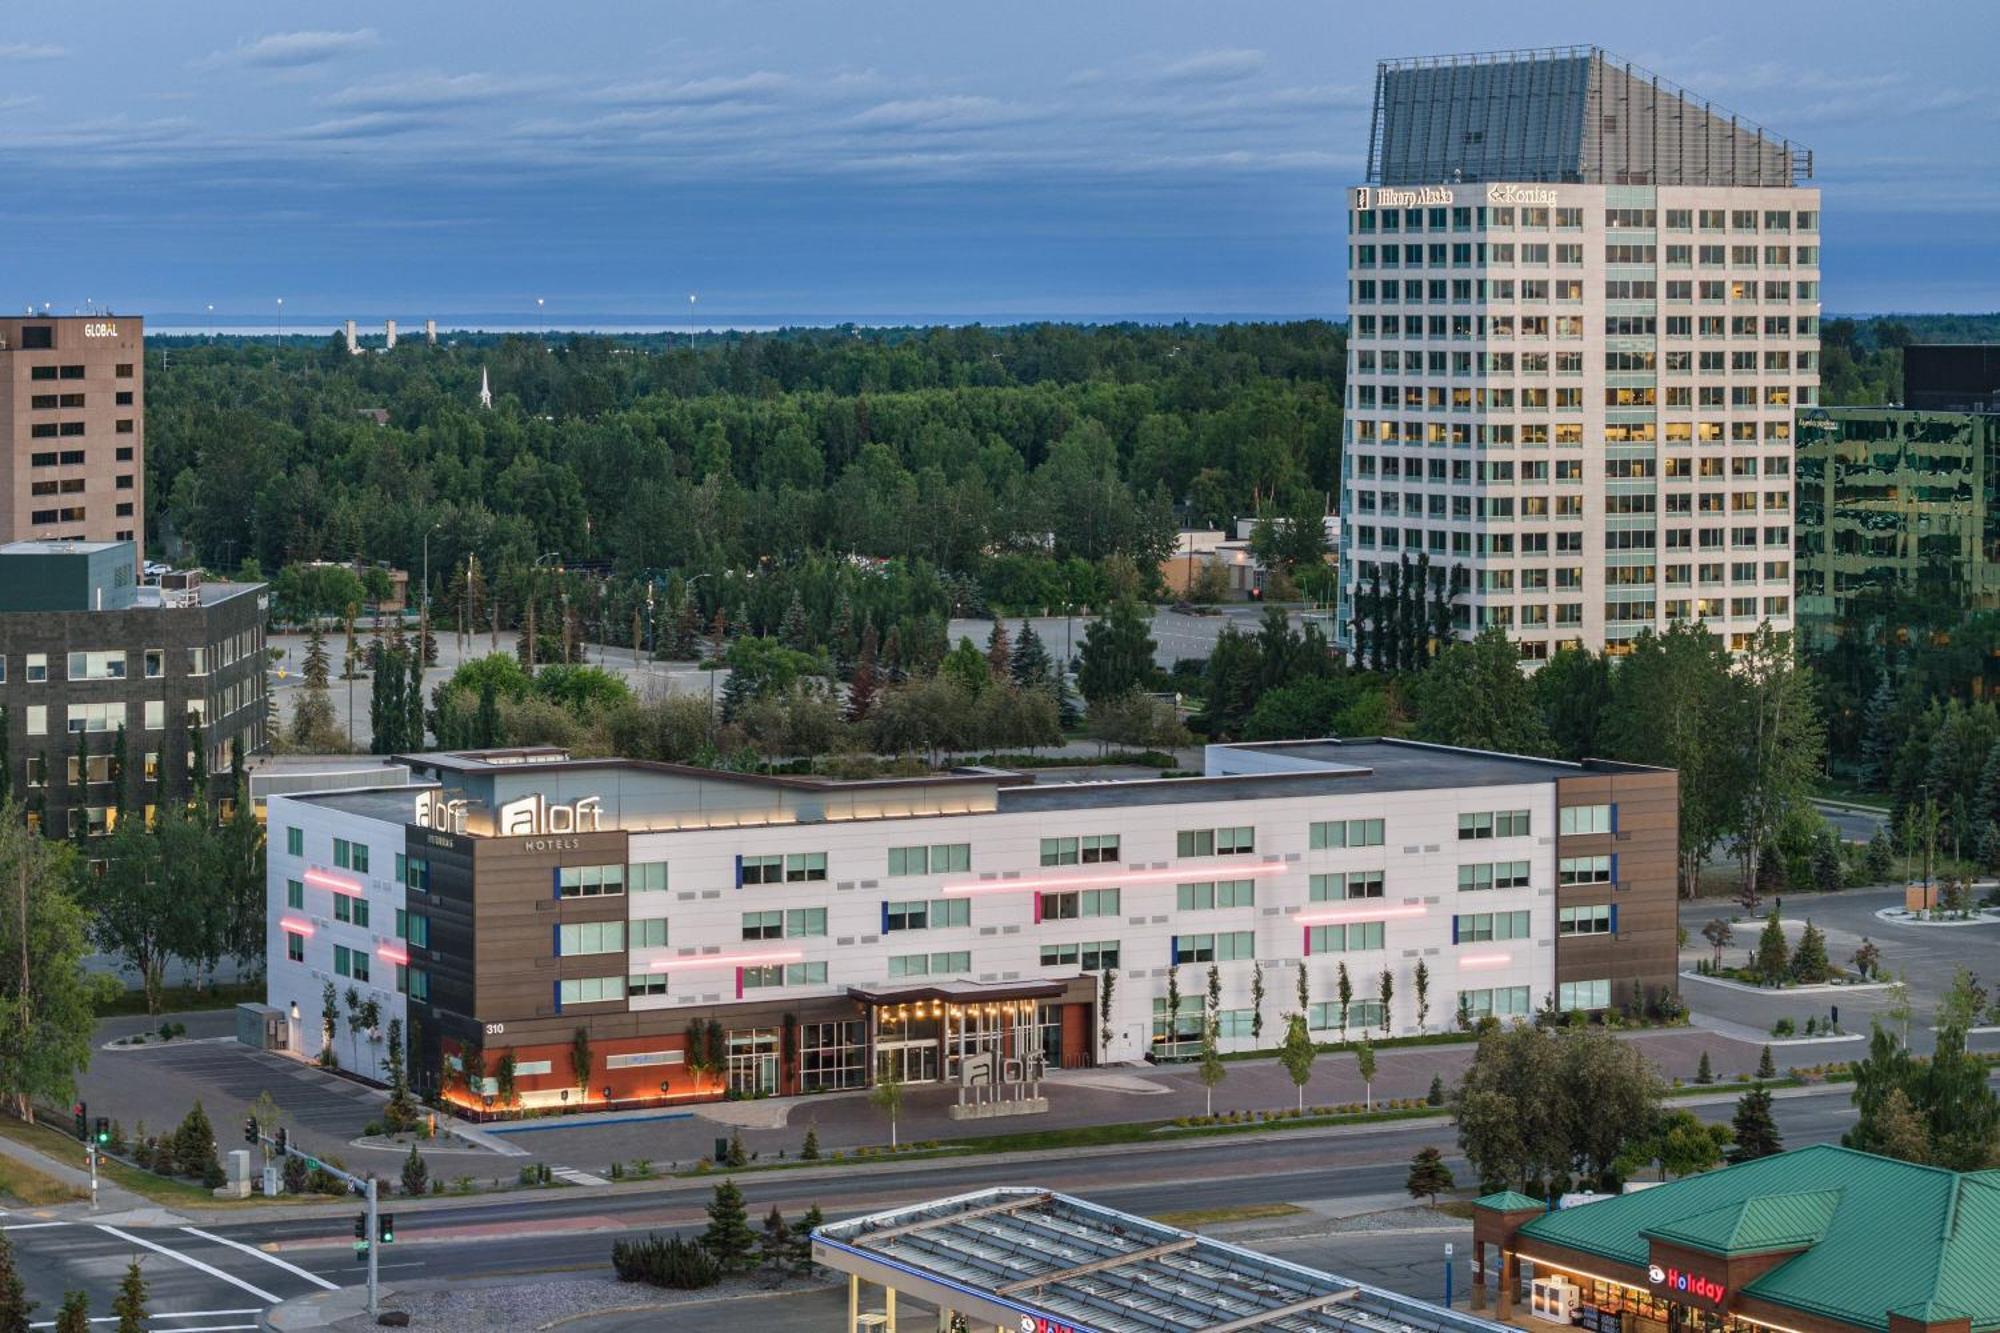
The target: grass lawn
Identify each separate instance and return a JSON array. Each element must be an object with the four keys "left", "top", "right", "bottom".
[
  {"left": 0, "top": 1116, "right": 294, "bottom": 1209},
  {"left": 96, "top": 980, "right": 263, "bottom": 1018},
  {"left": 0, "top": 1151, "right": 85, "bottom": 1206},
  {"left": 1151, "top": 1202, "right": 1304, "bottom": 1228}
]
